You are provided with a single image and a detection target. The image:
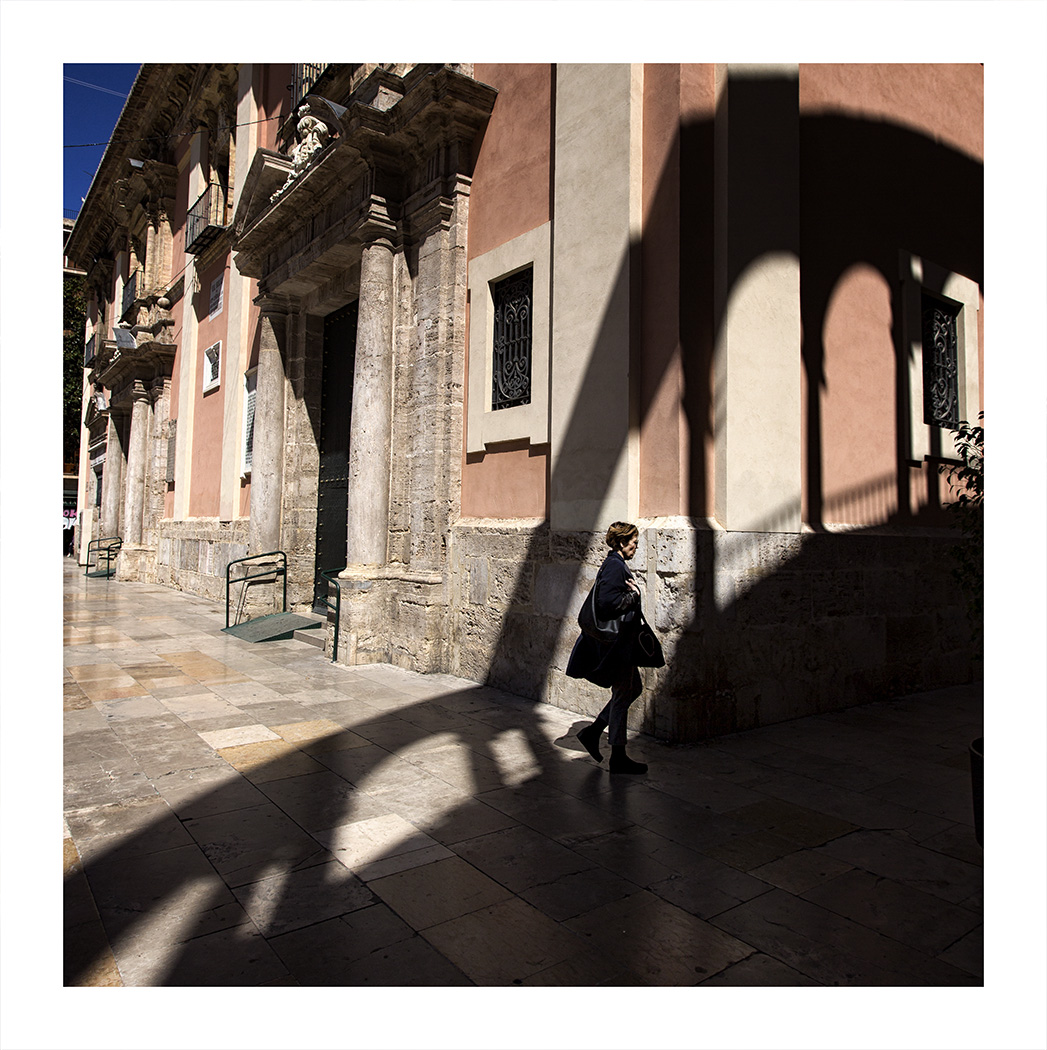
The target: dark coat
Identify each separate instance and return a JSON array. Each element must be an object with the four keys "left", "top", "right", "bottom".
[{"left": 566, "top": 552, "right": 640, "bottom": 688}]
